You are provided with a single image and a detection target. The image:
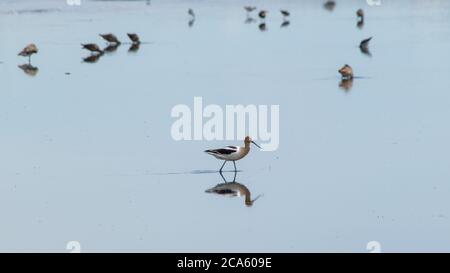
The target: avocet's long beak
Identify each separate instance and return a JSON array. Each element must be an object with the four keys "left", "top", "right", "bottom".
[
  {"left": 252, "top": 194, "right": 263, "bottom": 204},
  {"left": 251, "top": 141, "right": 261, "bottom": 149}
]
